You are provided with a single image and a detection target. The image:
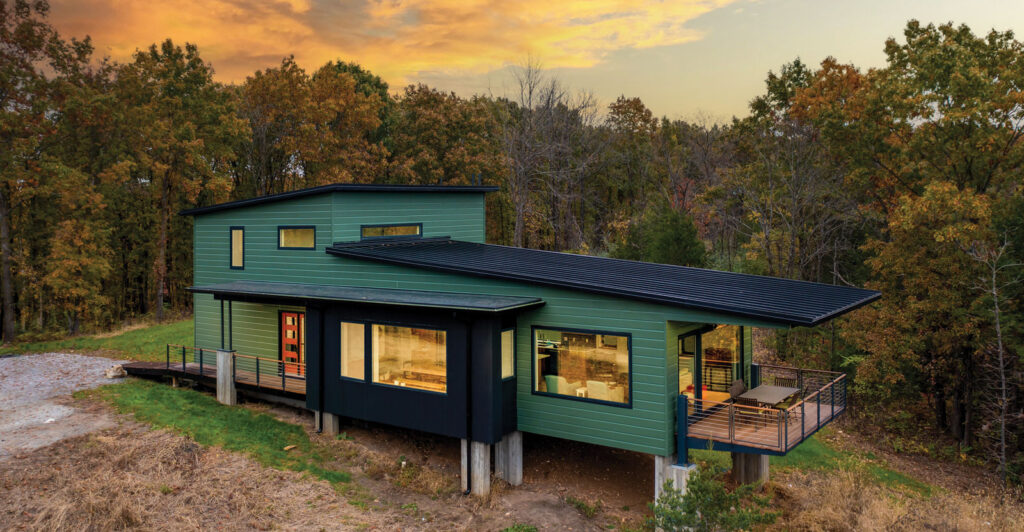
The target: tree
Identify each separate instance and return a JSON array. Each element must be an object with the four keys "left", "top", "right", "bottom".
[
  {"left": 0, "top": 0, "right": 92, "bottom": 340},
  {"left": 113, "top": 40, "right": 243, "bottom": 321},
  {"left": 610, "top": 206, "right": 706, "bottom": 267},
  {"left": 846, "top": 182, "right": 991, "bottom": 441},
  {"left": 963, "top": 240, "right": 1022, "bottom": 487},
  {"left": 388, "top": 85, "right": 505, "bottom": 186}
]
